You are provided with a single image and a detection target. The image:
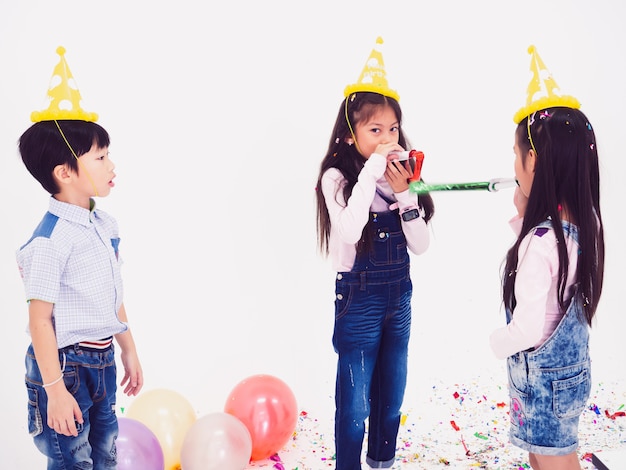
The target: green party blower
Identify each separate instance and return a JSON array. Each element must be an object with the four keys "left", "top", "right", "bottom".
[{"left": 400, "top": 150, "right": 517, "bottom": 194}]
